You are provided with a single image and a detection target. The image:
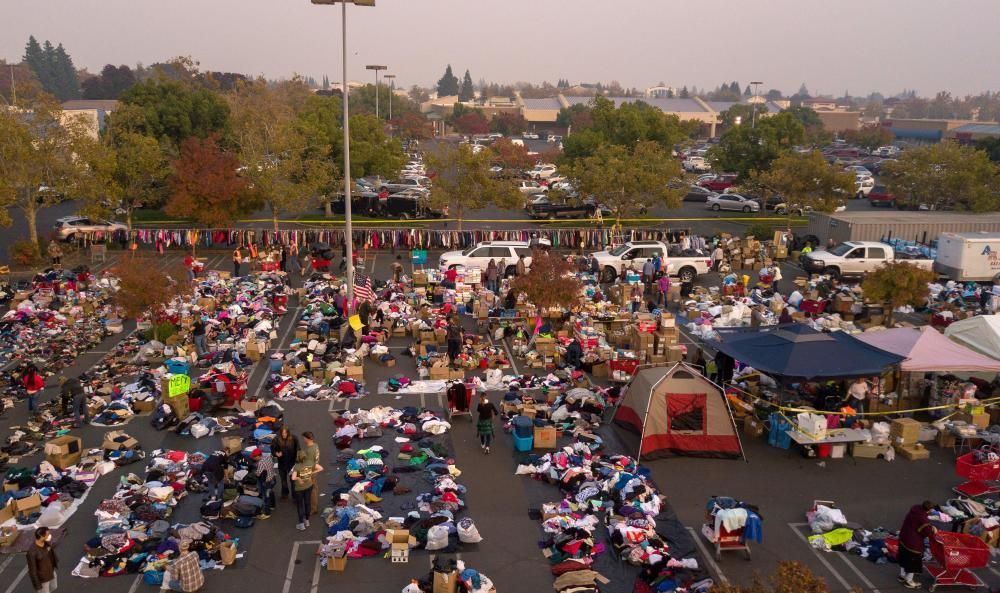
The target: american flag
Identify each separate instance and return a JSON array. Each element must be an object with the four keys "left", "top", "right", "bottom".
[{"left": 353, "top": 273, "right": 375, "bottom": 303}]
